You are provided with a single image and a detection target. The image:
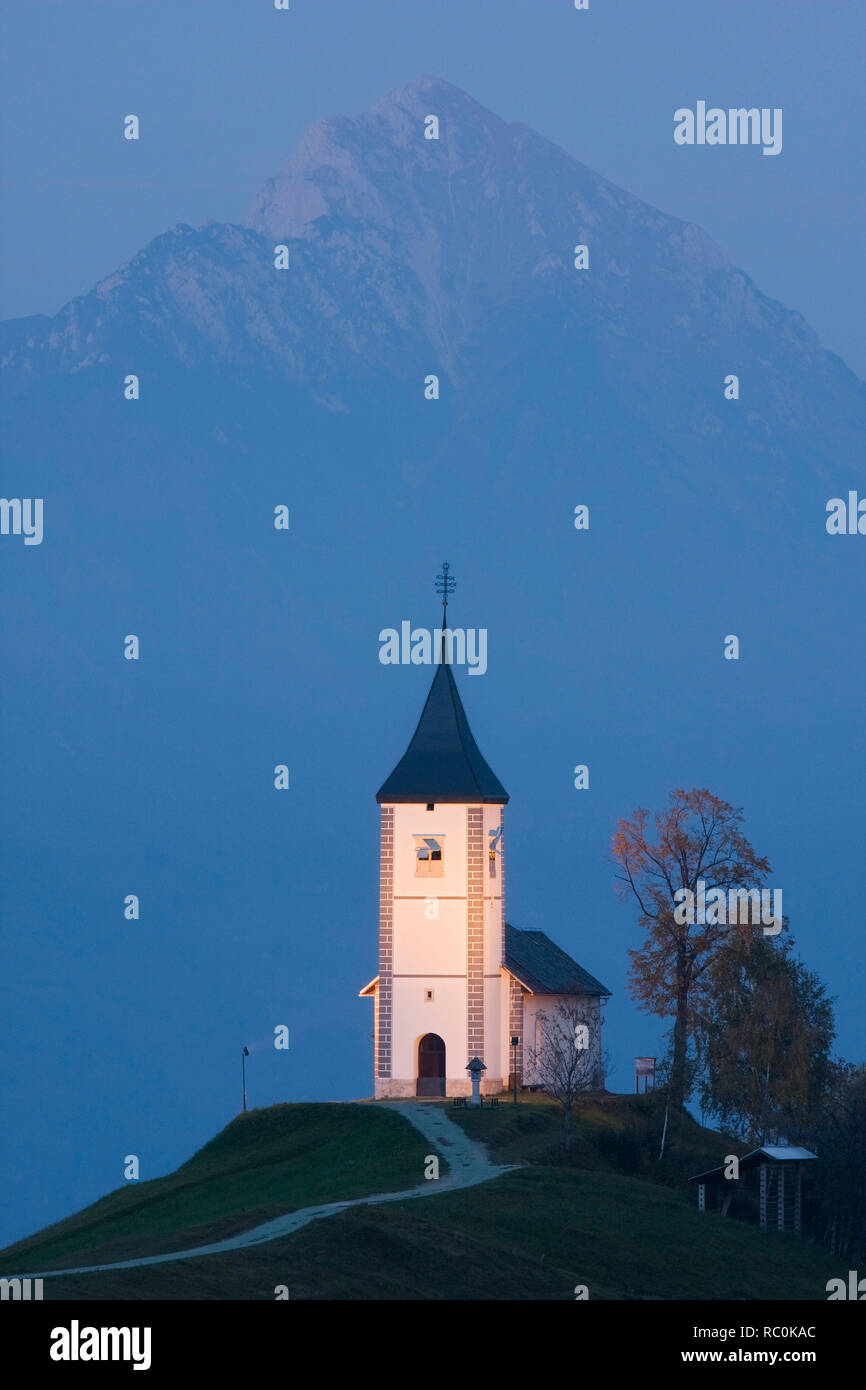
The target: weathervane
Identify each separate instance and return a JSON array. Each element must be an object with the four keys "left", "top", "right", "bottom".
[{"left": 434, "top": 562, "right": 456, "bottom": 629}]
